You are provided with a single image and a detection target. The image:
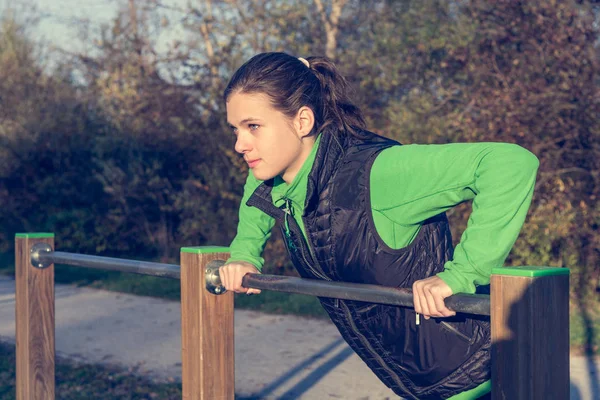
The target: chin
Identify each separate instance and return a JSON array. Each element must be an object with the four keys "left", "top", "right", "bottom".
[{"left": 251, "top": 169, "right": 277, "bottom": 181}]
